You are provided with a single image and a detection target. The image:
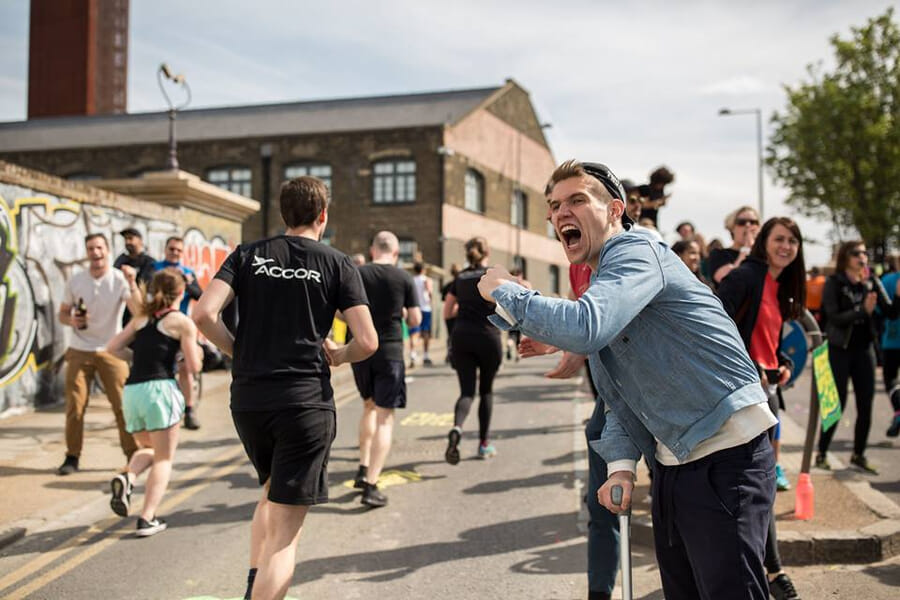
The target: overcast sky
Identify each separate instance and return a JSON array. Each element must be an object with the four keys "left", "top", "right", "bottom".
[{"left": 1, "top": 0, "right": 896, "bottom": 265}]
